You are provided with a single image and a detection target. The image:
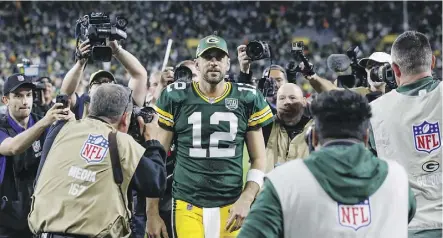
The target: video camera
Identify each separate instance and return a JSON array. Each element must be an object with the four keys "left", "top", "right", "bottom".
[
  {"left": 128, "top": 106, "right": 157, "bottom": 144},
  {"left": 329, "top": 46, "right": 397, "bottom": 89},
  {"left": 336, "top": 46, "right": 368, "bottom": 88},
  {"left": 17, "top": 59, "right": 40, "bottom": 78},
  {"left": 15, "top": 59, "right": 48, "bottom": 105},
  {"left": 75, "top": 12, "right": 128, "bottom": 62},
  {"left": 368, "top": 63, "right": 397, "bottom": 89},
  {"left": 286, "top": 41, "right": 315, "bottom": 78}
]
